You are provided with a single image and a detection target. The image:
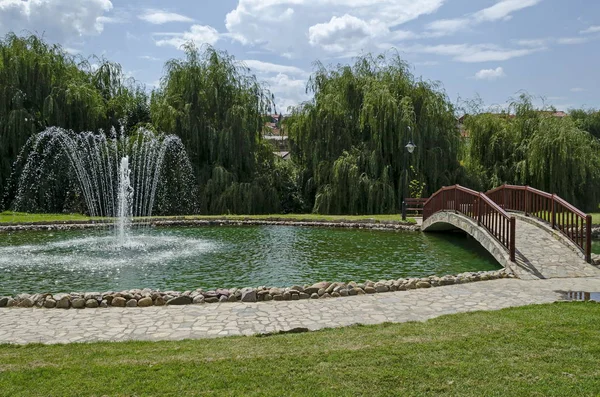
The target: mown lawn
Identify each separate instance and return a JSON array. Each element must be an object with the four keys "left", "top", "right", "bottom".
[
  {"left": 591, "top": 213, "right": 600, "bottom": 225},
  {"left": 1, "top": 303, "right": 599, "bottom": 396},
  {"left": 0, "top": 211, "right": 99, "bottom": 224},
  {"left": 0, "top": 211, "right": 415, "bottom": 224}
]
